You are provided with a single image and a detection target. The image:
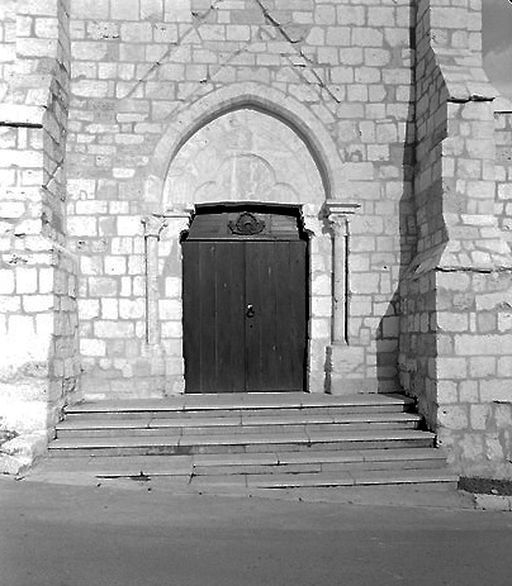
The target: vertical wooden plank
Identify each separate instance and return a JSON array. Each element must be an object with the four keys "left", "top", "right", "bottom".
[
  {"left": 271, "top": 241, "right": 286, "bottom": 389},
  {"left": 214, "top": 241, "right": 245, "bottom": 392},
  {"left": 183, "top": 241, "right": 201, "bottom": 393},
  {"left": 197, "top": 242, "right": 216, "bottom": 392},
  {"left": 245, "top": 241, "right": 261, "bottom": 391},
  {"left": 287, "top": 240, "right": 308, "bottom": 390}
]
